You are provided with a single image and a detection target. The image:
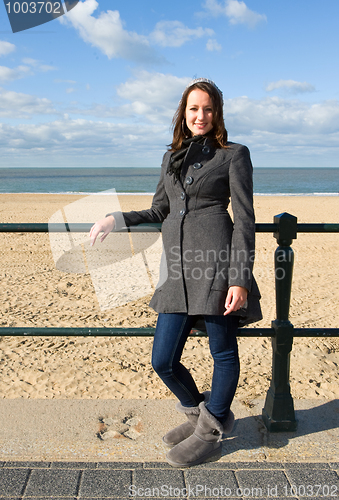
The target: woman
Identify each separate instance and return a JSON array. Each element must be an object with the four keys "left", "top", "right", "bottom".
[{"left": 90, "top": 78, "right": 262, "bottom": 467}]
